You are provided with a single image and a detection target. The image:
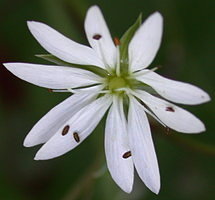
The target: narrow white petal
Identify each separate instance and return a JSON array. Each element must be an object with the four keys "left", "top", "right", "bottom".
[
  {"left": 135, "top": 70, "right": 210, "bottom": 105},
  {"left": 35, "top": 95, "right": 112, "bottom": 160},
  {"left": 3, "top": 63, "right": 102, "bottom": 89},
  {"left": 27, "top": 21, "right": 105, "bottom": 68},
  {"left": 138, "top": 102, "right": 166, "bottom": 127},
  {"left": 105, "top": 96, "right": 134, "bottom": 193},
  {"left": 128, "top": 96, "right": 160, "bottom": 194},
  {"left": 85, "top": 5, "right": 116, "bottom": 68},
  {"left": 135, "top": 90, "right": 206, "bottom": 133},
  {"left": 24, "top": 92, "right": 98, "bottom": 147},
  {"left": 129, "top": 12, "right": 163, "bottom": 72}
]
